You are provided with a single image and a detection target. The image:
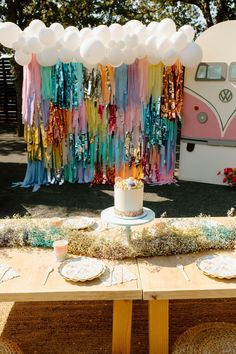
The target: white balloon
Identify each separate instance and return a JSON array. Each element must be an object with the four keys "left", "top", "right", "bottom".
[
  {"left": 170, "top": 31, "right": 188, "bottom": 52},
  {"left": 147, "top": 54, "right": 161, "bottom": 65},
  {"left": 80, "top": 27, "right": 93, "bottom": 42},
  {"left": 107, "top": 40, "right": 116, "bottom": 48},
  {"left": 58, "top": 47, "right": 74, "bottom": 63},
  {"left": 156, "top": 37, "right": 170, "bottom": 53},
  {"left": 12, "top": 34, "right": 26, "bottom": 51},
  {"left": 73, "top": 47, "right": 83, "bottom": 63},
  {"left": 179, "top": 25, "right": 195, "bottom": 42},
  {"left": 161, "top": 49, "right": 178, "bottom": 66},
  {"left": 116, "top": 40, "right": 125, "bottom": 49},
  {"left": 93, "top": 25, "right": 110, "bottom": 44},
  {"left": 107, "top": 47, "right": 123, "bottom": 67},
  {"left": 29, "top": 19, "right": 46, "bottom": 36},
  {"left": 158, "top": 18, "right": 176, "bottom": 36},
  {"left": 145, "top": 35, "right": 158, "bottom": 55},
  {"left": 109, "top": 23, "right": 124, "bottom": 41},
  {"left": 147, "top": 21, "right": 159, "bottom": 34},
  {"left": 37, "top": 47, "right": 58, "bottom": 66},
  {"left": 100, "top": 55, "right": 110, "bottom": 66},
  {"left": 14, "top": 50, "right": 32, "bottom": 66},
  {"left": 65, "top": 26, "right": 79, "bottom": 33},
  {"left": 124, "top": 20, "right": 142, "bottom": 32},
  {"left": 23, "top": 26, "right": 31, "bottom": 36},
  {"left": 179, "top": 42, "right": 203, "bottom": 67},
  {"left": 63, "top": 31, "right": 80, "bottom": 50},
  {"left": 80, "top": 37, "right": 105, "bottom": 65},
  {"left": 0, "top": 22, "right": 22, "bottom": 48},
  {"left": 122, "top": 48, "right": 136, "bottom": 65},
  {"left": 135, "top": 43, "right": 147, "bottom": 59},
  {"left": 27, "top": 36, "right": 44, "bottom": 53},
  {"left": 123, "top": 33, "right": 138, "bottom": 48},
  {"left": 39, "top": 28, "right": 56, "bottom": 47},
  {"left": 50, "top": 23, "right": 64, "bottom": 40},
  {"left": 135, "top": 25, "right": 148, "bottom": 42}
]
